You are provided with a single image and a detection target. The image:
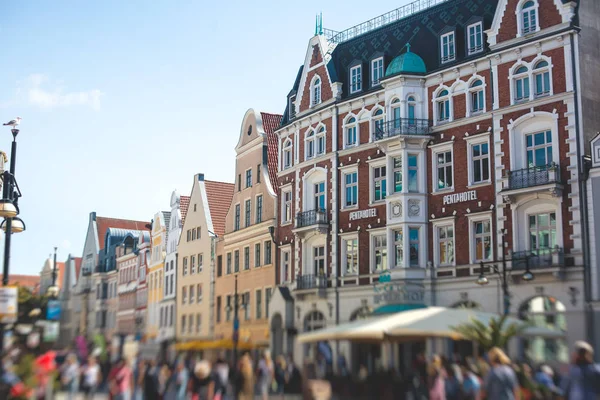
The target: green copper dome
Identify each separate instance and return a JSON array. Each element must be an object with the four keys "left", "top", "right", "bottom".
[{"left": 385, "top": 44, "right": 426, "bottom": 76}]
